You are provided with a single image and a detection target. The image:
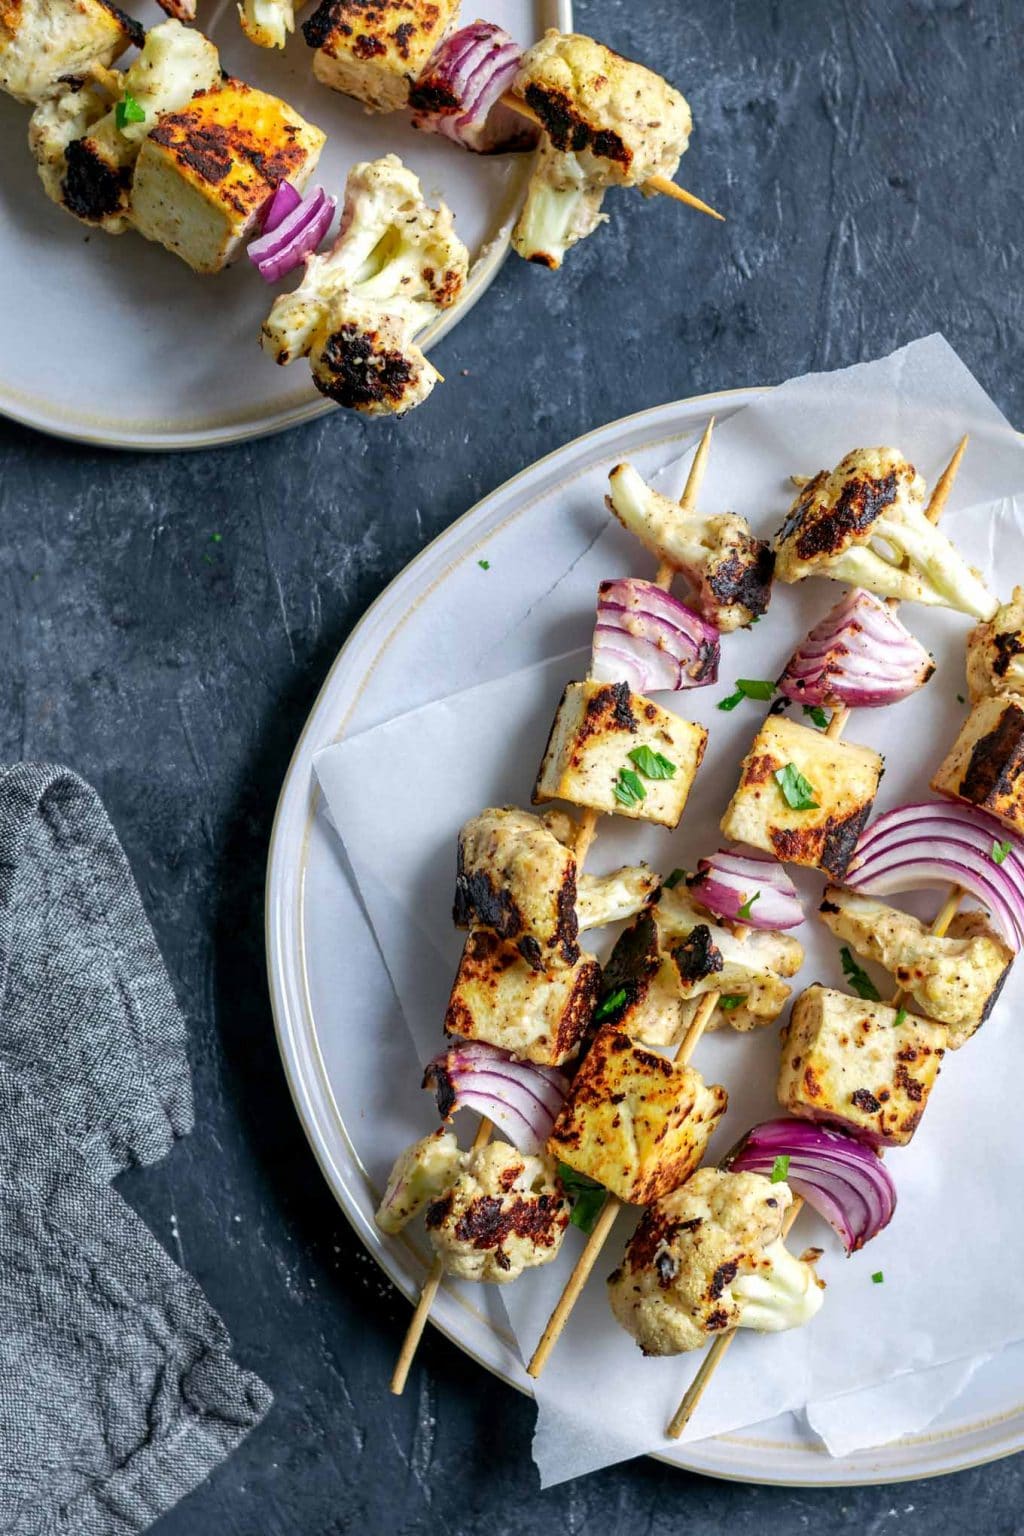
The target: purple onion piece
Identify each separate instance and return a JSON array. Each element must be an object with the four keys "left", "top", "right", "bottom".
[
  {"left": 591, "top": 578, "right": 720, "bottom": 693},
  {"left": 260, "top": 179, "right": 302, "bottom": 235},
  {"left": 778, "top": 588, "right": 934, "bottom": 709},
  {"left": 410, "top": 23, "right": 538, "bottom": 155},
  {"left": 250, "top": 190, "right": 337, "bottom": 284},
  {"left": 689, "top": 848, "right": 804, "bottom": 929}
]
